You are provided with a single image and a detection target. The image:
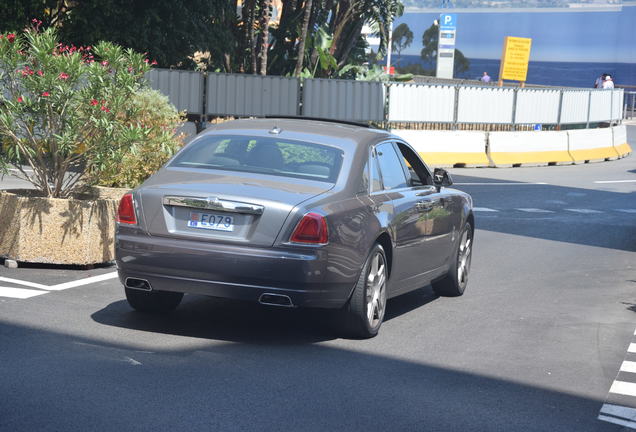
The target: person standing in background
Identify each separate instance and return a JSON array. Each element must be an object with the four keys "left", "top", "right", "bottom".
[
  {"left": 594, "top": 73, "right": 608, "bottom": 88},
  {"left": 481, "top": 72, "right": 491, "bottom": 83},
  {"left": 602, "top": 75, "right": 615, "bottom": 89}
]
